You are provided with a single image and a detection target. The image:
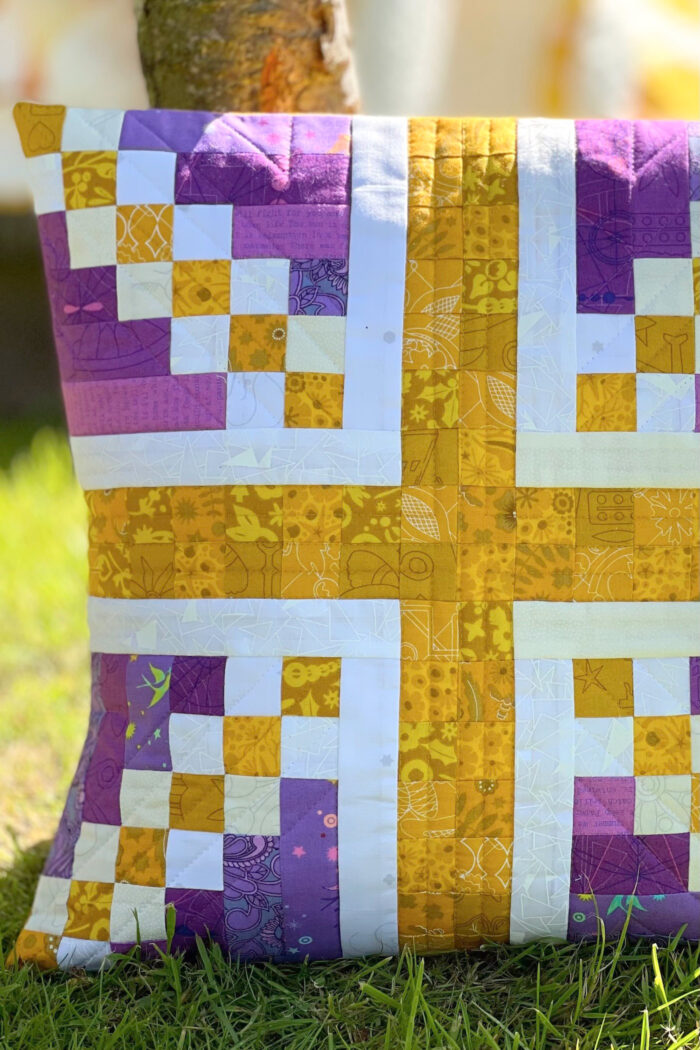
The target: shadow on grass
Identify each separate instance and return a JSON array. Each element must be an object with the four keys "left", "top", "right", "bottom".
[{"left": 0, "top": 840, "right": 49, "bottom": 947}]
